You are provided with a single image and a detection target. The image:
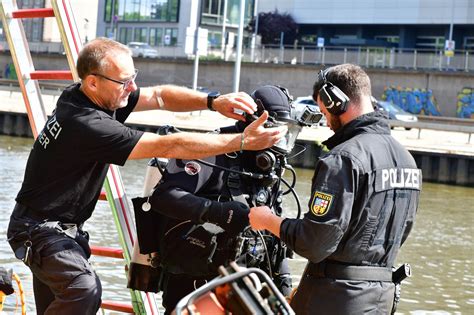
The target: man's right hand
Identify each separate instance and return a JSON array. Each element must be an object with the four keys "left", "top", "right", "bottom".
[{"left": 242, "top": 111, "right": 287, "bottom": 151}]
